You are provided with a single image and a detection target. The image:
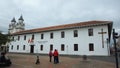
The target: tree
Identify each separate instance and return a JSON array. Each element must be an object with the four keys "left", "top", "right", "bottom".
[{"left": 0, "top": 32, "right": 10, "bottom": 46}]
